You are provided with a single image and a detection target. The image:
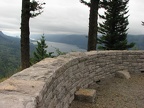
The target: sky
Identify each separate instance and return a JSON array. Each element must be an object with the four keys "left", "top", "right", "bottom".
[{"left": 0, "top": 0, "right": 144, "bottom": 36}]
